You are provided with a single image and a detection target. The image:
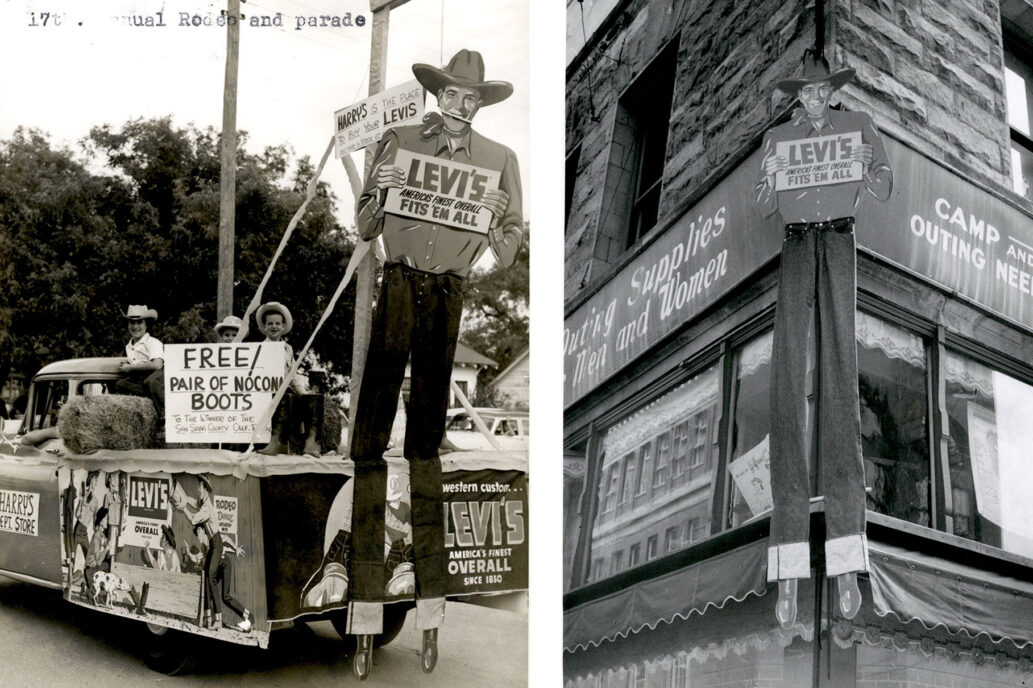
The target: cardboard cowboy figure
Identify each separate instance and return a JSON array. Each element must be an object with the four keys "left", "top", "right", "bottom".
[
  {"left": 347, "top": 49, "right": 522, "bottom": 680},
  {"left": 754, "top": 52, "right": 892, "bottom": 629}
]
